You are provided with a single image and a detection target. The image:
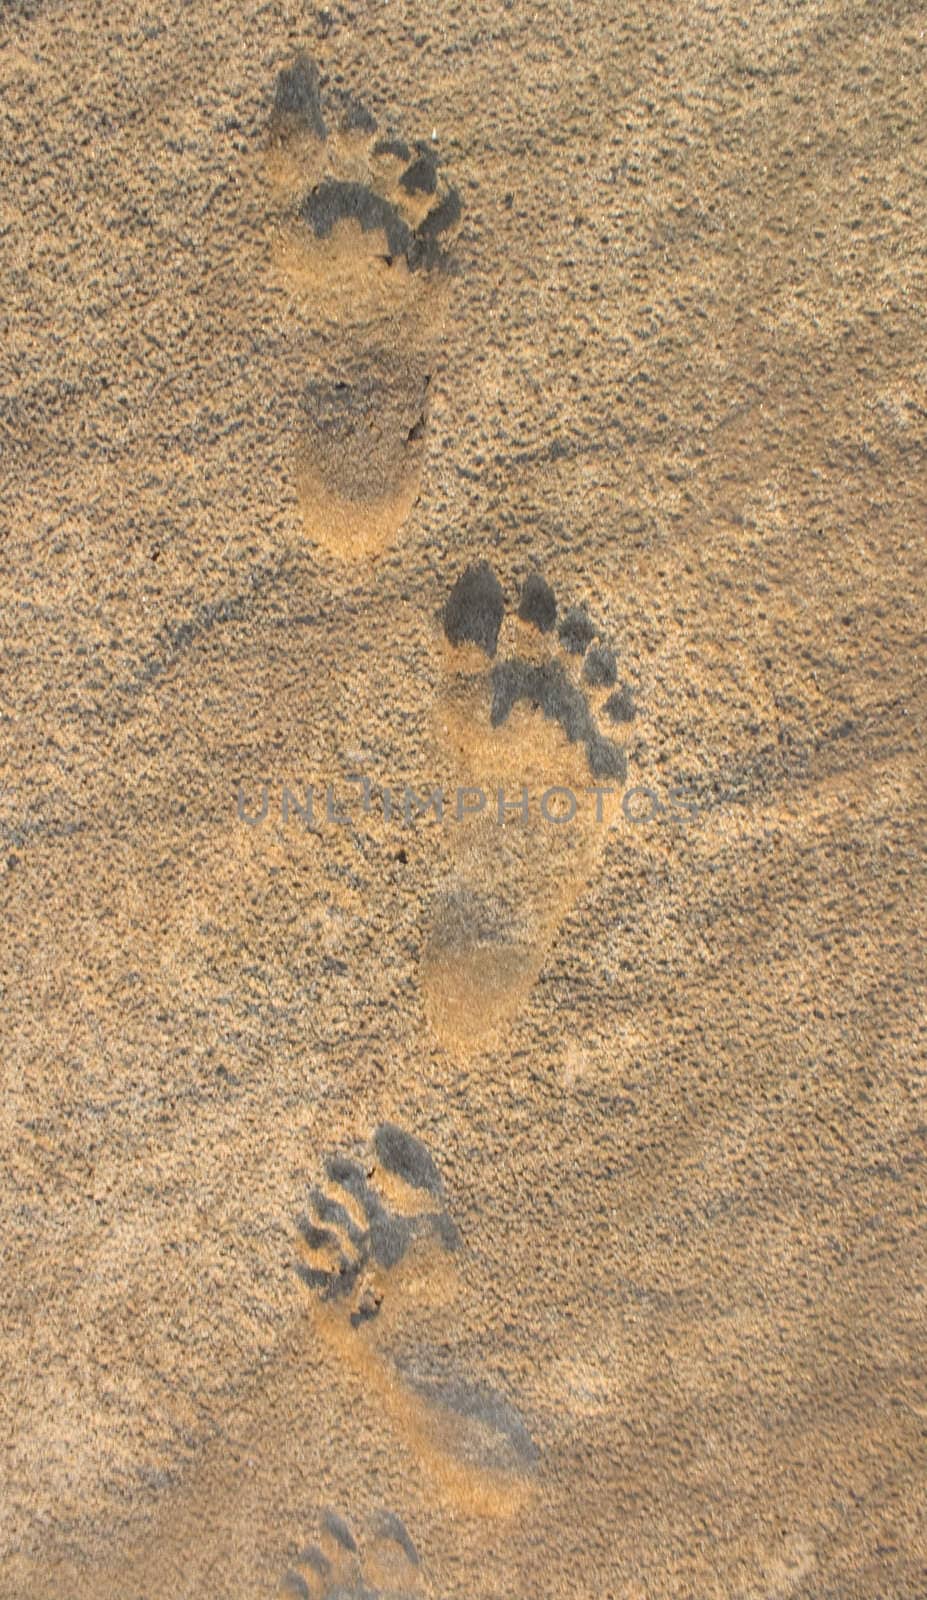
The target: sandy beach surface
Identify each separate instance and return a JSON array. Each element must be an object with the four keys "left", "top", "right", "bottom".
[{"left": 1, "top": 1, "right": 925, "bottom": 1595}]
